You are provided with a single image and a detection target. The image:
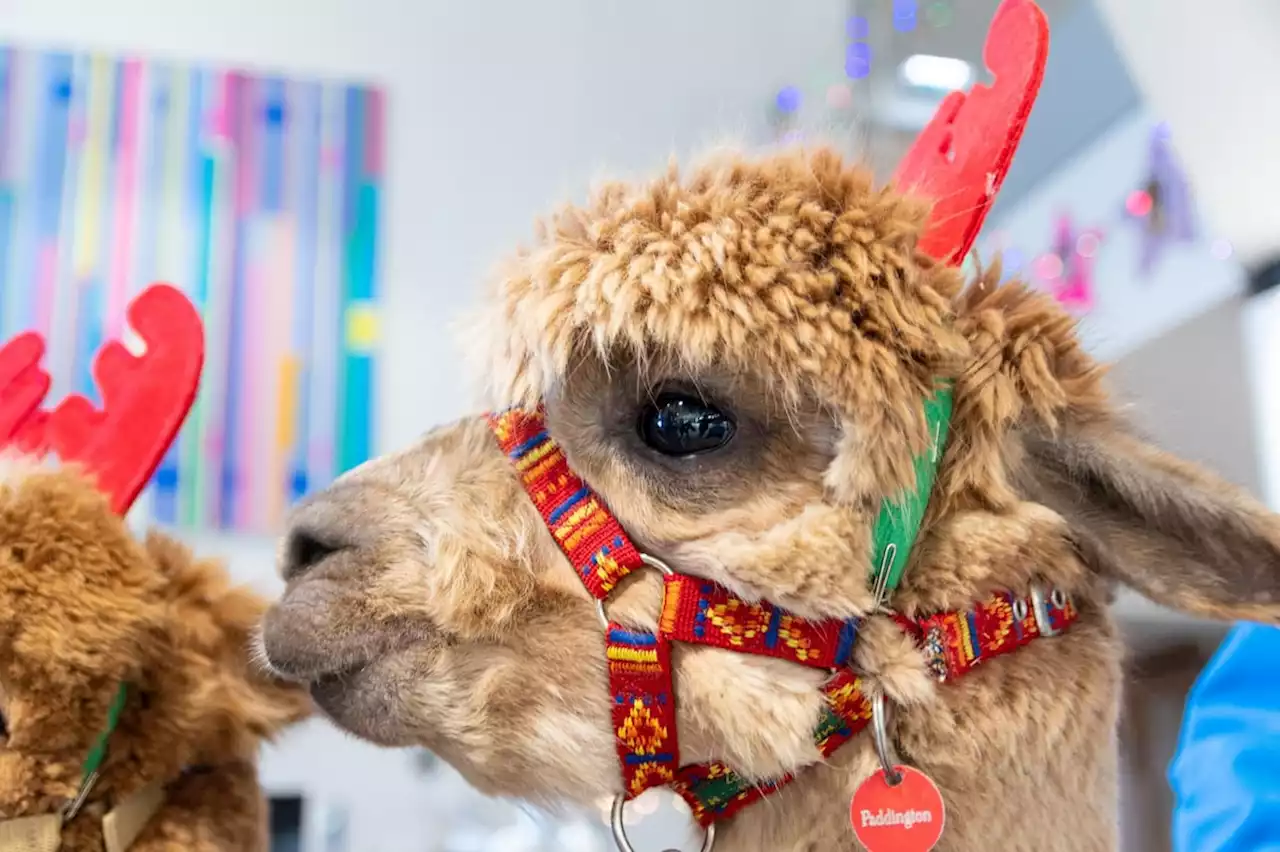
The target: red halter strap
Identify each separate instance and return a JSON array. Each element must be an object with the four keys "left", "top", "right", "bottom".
[{"left": 487, "top": 409, "right": 1078, "bottom": 826}]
